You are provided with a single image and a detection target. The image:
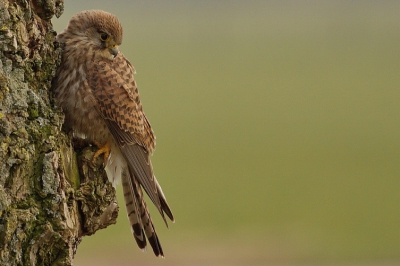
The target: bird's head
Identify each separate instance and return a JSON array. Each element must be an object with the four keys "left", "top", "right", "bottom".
[{"left": 58, "top": 10, "right": 123, "bottom": 60}]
